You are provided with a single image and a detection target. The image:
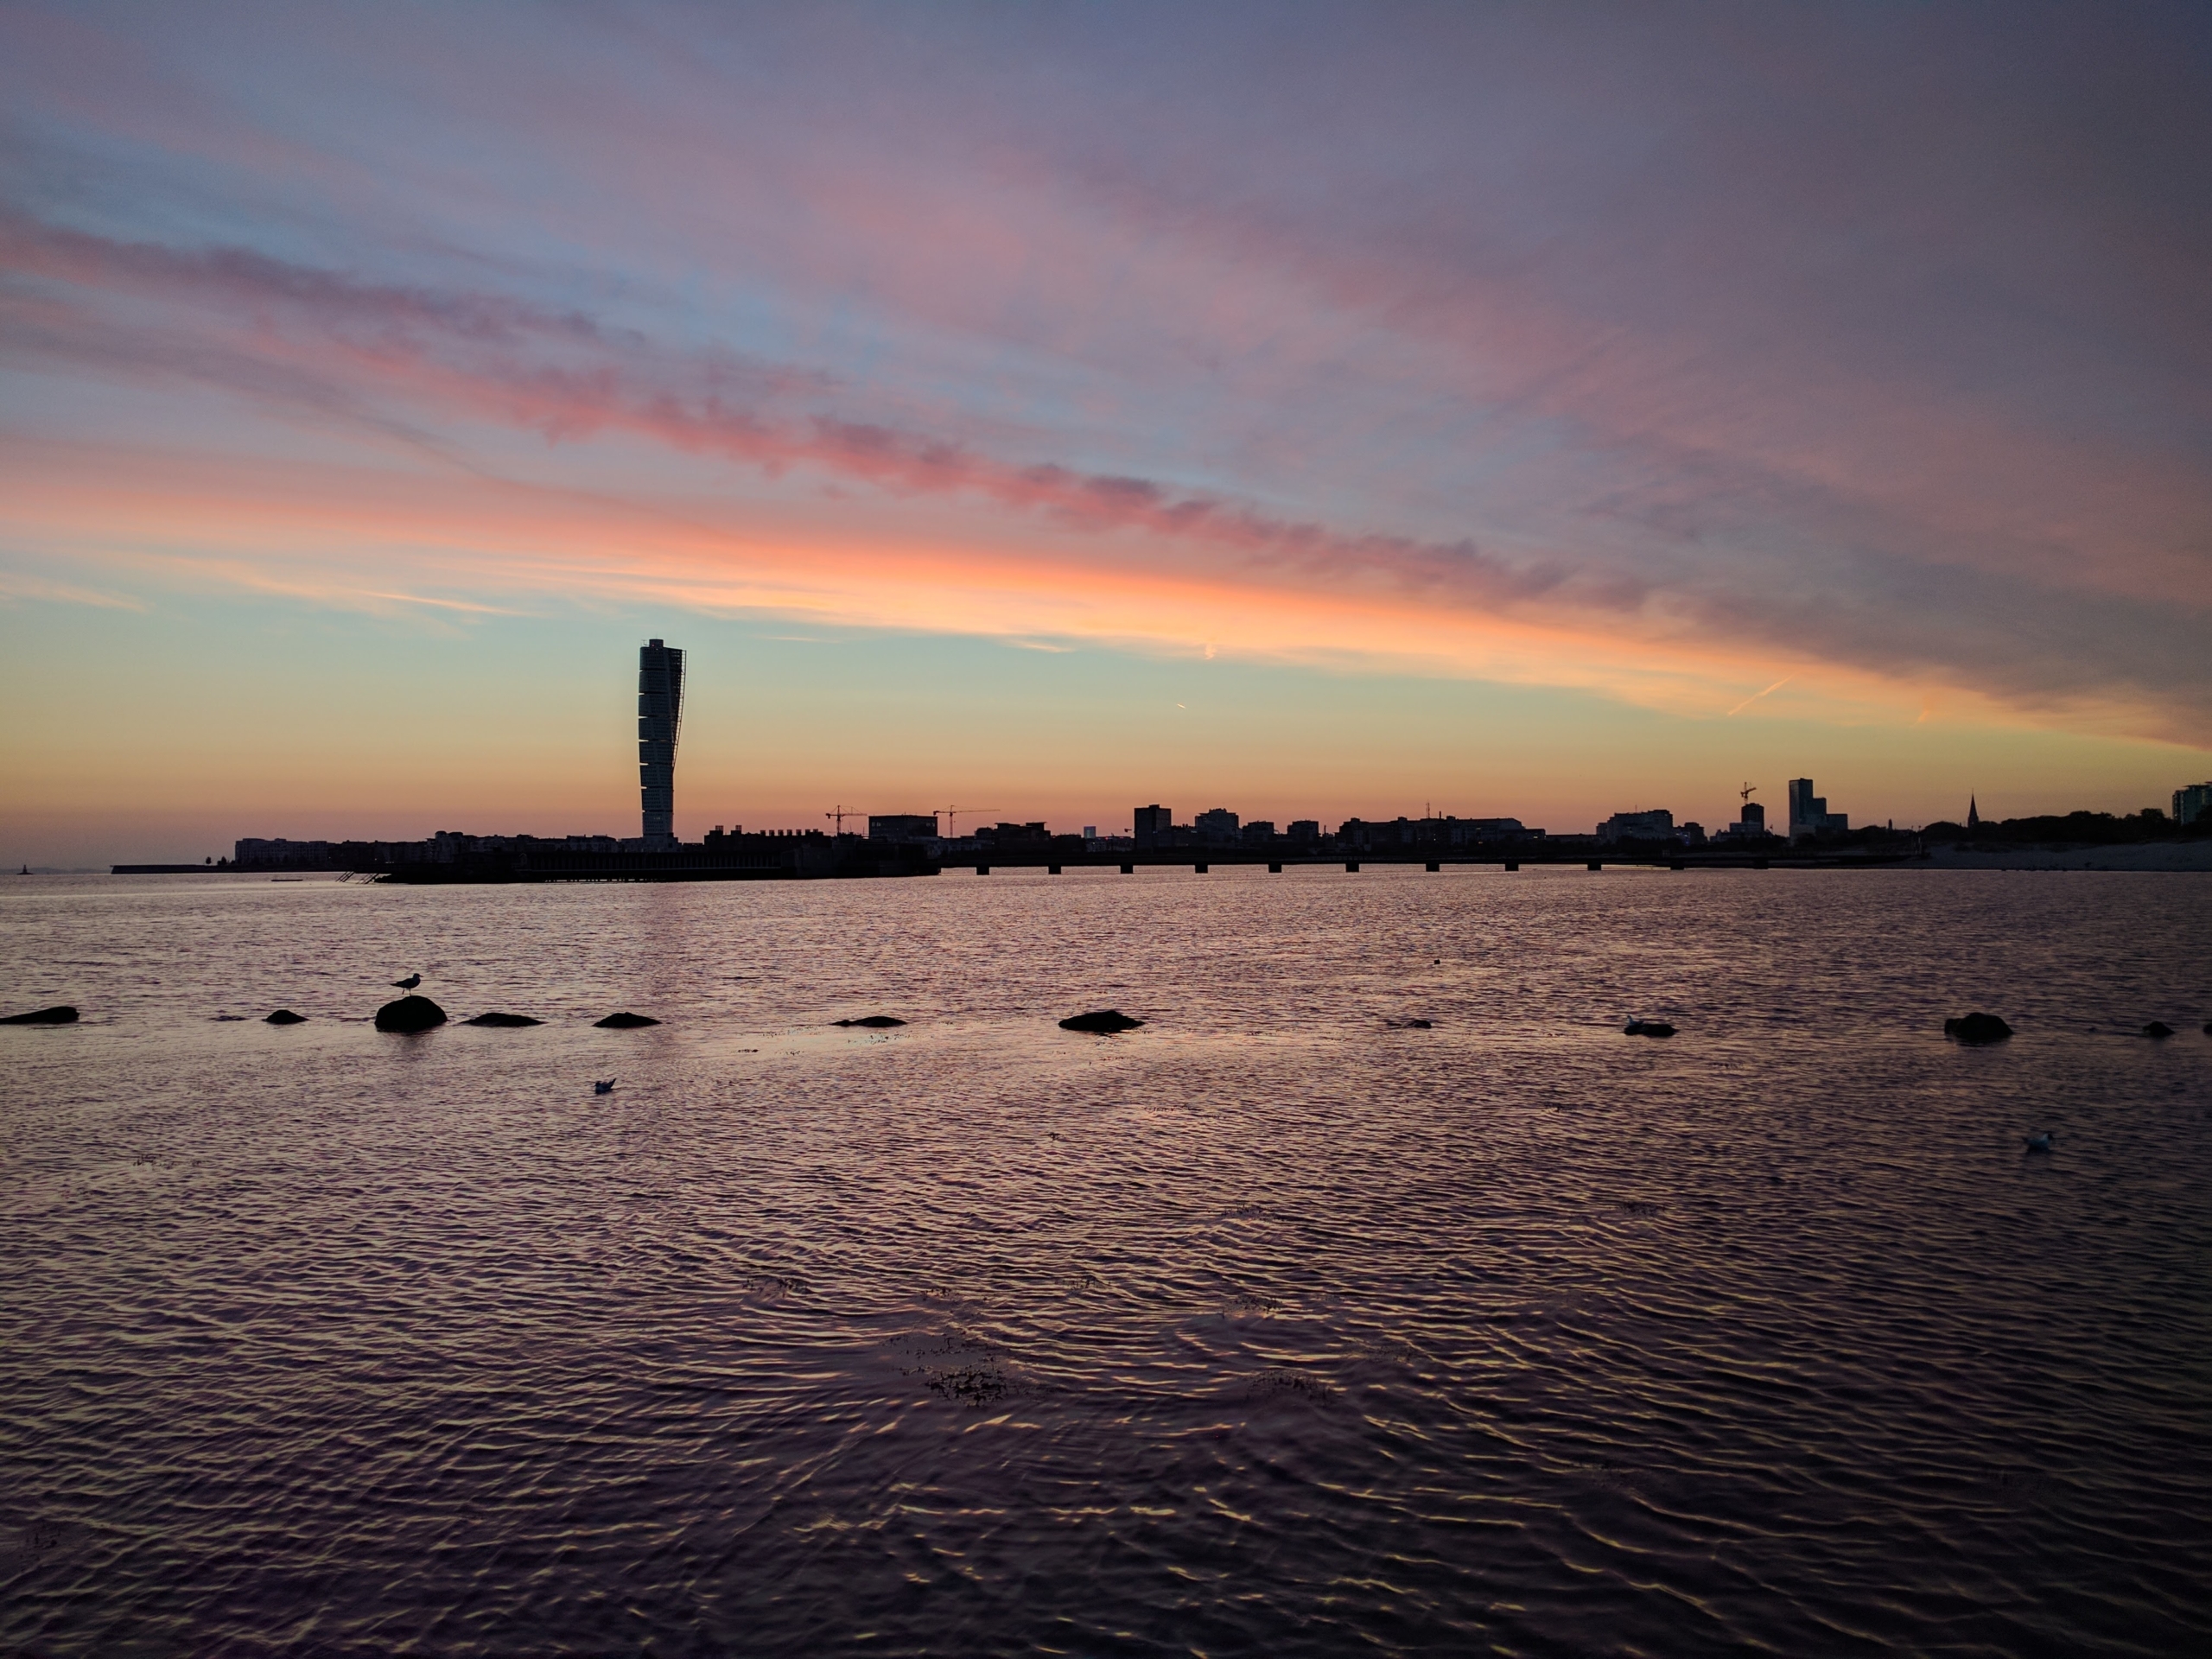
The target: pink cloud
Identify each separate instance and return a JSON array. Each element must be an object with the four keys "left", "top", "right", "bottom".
[{"left": 2, "top": 3, "right": 2207, "bottom": 744}]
